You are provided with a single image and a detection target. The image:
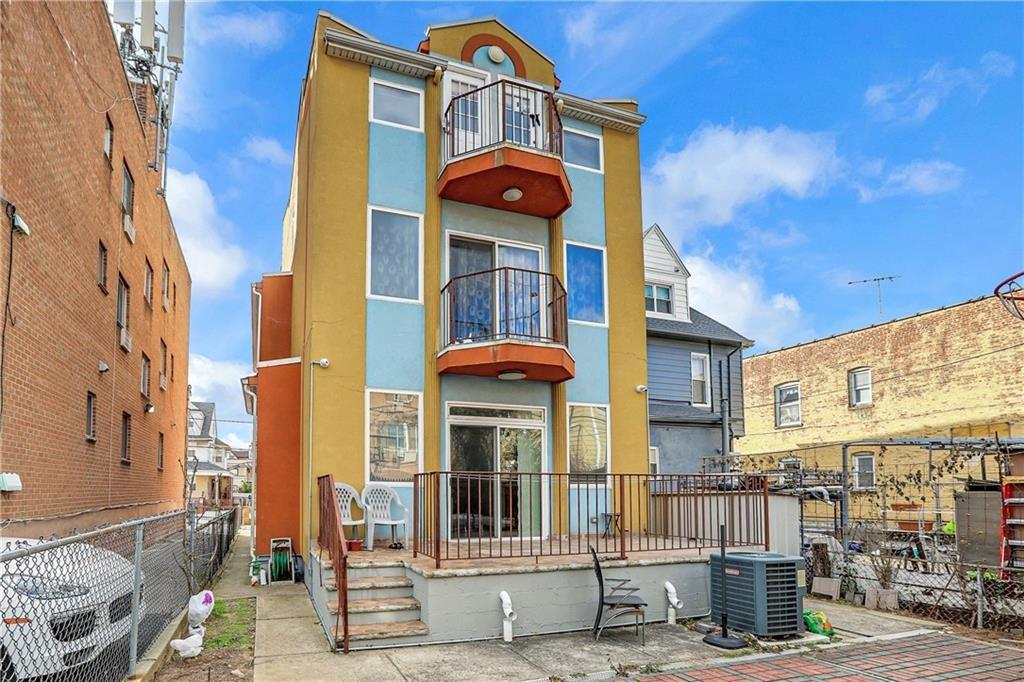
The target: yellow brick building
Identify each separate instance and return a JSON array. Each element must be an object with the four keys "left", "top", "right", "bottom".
[{"left": 738, "top": 296, "right": 1024, "bottom": 527}]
